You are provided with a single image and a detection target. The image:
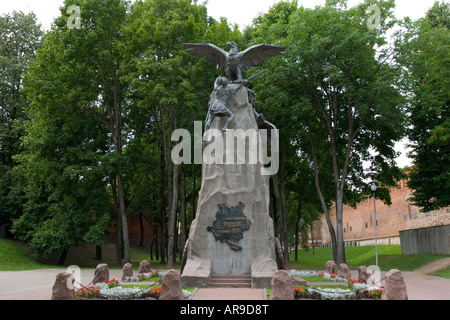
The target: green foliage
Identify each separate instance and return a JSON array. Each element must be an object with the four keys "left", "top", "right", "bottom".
[
  {"left": 246, "top": 0, "right": 406, "bottom": 263},
  {"left": 0, "top": 11, "right": 43, "bottom": 233},
  {"left": 11, "top": 0, "right": 129, "bottom": 259},
  {"left": 395, "top": 1, "right": 450, "bottom": 211},
  {"left": 3, "top": 0, "right": 445, "bottom": 268}
]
